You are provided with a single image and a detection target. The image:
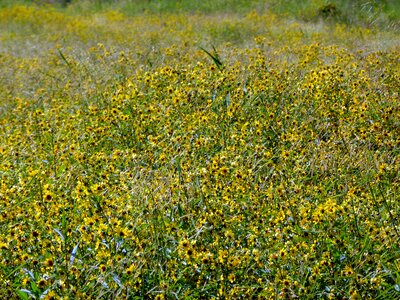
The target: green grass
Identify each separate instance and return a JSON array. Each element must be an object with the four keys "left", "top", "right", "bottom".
[{"left": 2, "top": 0, "right": 400, "bottom": 31}]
